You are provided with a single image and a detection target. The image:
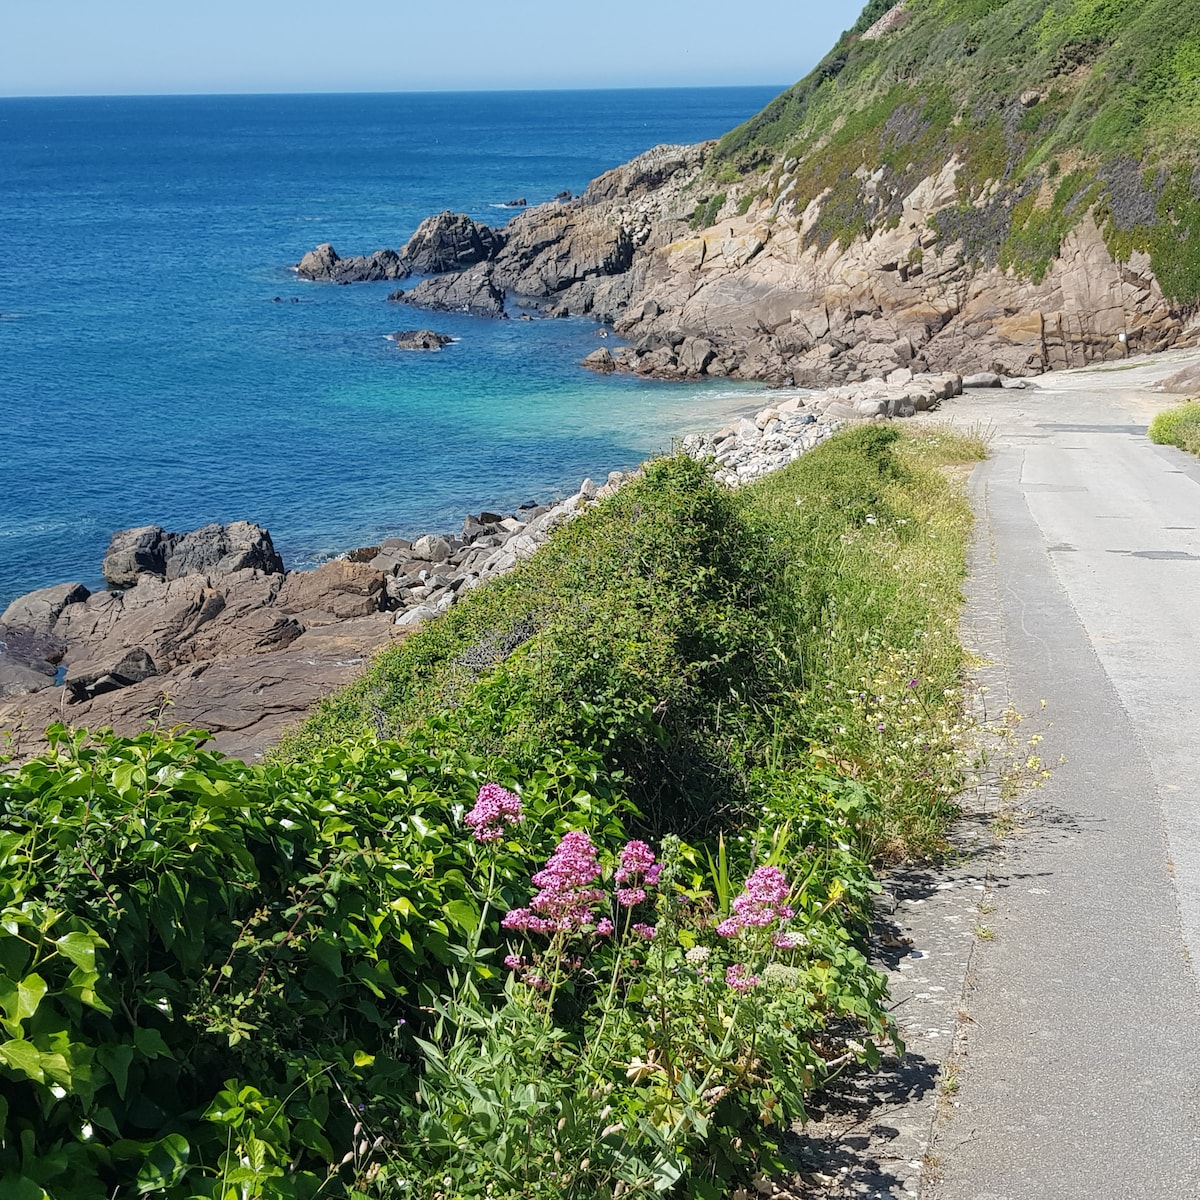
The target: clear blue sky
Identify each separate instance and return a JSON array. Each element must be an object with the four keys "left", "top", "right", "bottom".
[{"left": 5, "top": 0, "right": 868, "bottom": 96}]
